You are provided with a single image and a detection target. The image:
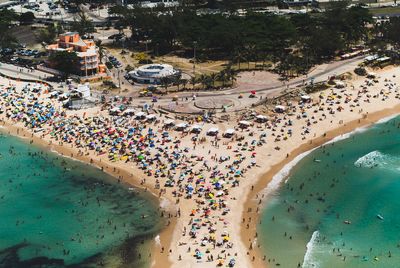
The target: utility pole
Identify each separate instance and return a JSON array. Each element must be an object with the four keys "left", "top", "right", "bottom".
[
  {"left": 193, "top": 41, "right": 197, "bottom": 80},
  {"left": 118, "top": 68, "right": 121, "bottom": 88},
  {"left": 85, "top": 56, "right": 88, "bottom": 77}
]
